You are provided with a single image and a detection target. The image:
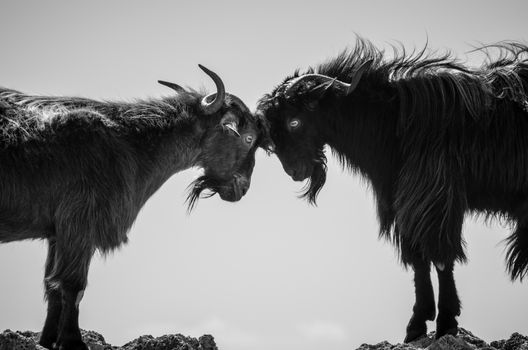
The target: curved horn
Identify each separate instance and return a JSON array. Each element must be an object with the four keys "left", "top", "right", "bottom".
[
  {"left": 158, "top": 80, "right": 186, "bottom": 93},
  {"left": 198, "top": 64, "right": 226, "bottom": 115},
  {"left": 285, "top": 74, "right": 347, "bottom": 98},
  {"left": 285, "top": 59, "right": 373, "bottom": 98}
]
